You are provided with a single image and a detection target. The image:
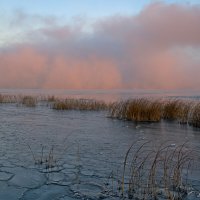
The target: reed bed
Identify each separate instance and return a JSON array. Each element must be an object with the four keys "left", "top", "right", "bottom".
[
  {"left": 1, "top": 93, "right": 200, "bottom": 127},
  {"left": 188, "top": 102, "right": 200, "bottom": 128},
  {"left": 0, "top": 94, "right": 38, "bottom": 106},
  {"left": 0, "top": 94, "right": 58, "bottom": 107},
  {"left": 120, "top": 141, "right": 196, "bottom": 200},
  {"left": 109, "top": 98, "right": 200, "bottom": 128},
  {"left": 52, "top": 98, "right": 108, "bottom": 111},
  {"left": 20, "top": 95, "right": 38, "bottom": 107},
  {"left": 47, "top": 95, "right": 57, "bottom": 102},
  {"left": 0, "top": 94, "right": 19, "bottom": 103},
  {"left": 110, "top": 99, "right": 162, "bottom": 122},
  {"left": 163, "top": 99, "right": 191, "bottom": 124}
]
